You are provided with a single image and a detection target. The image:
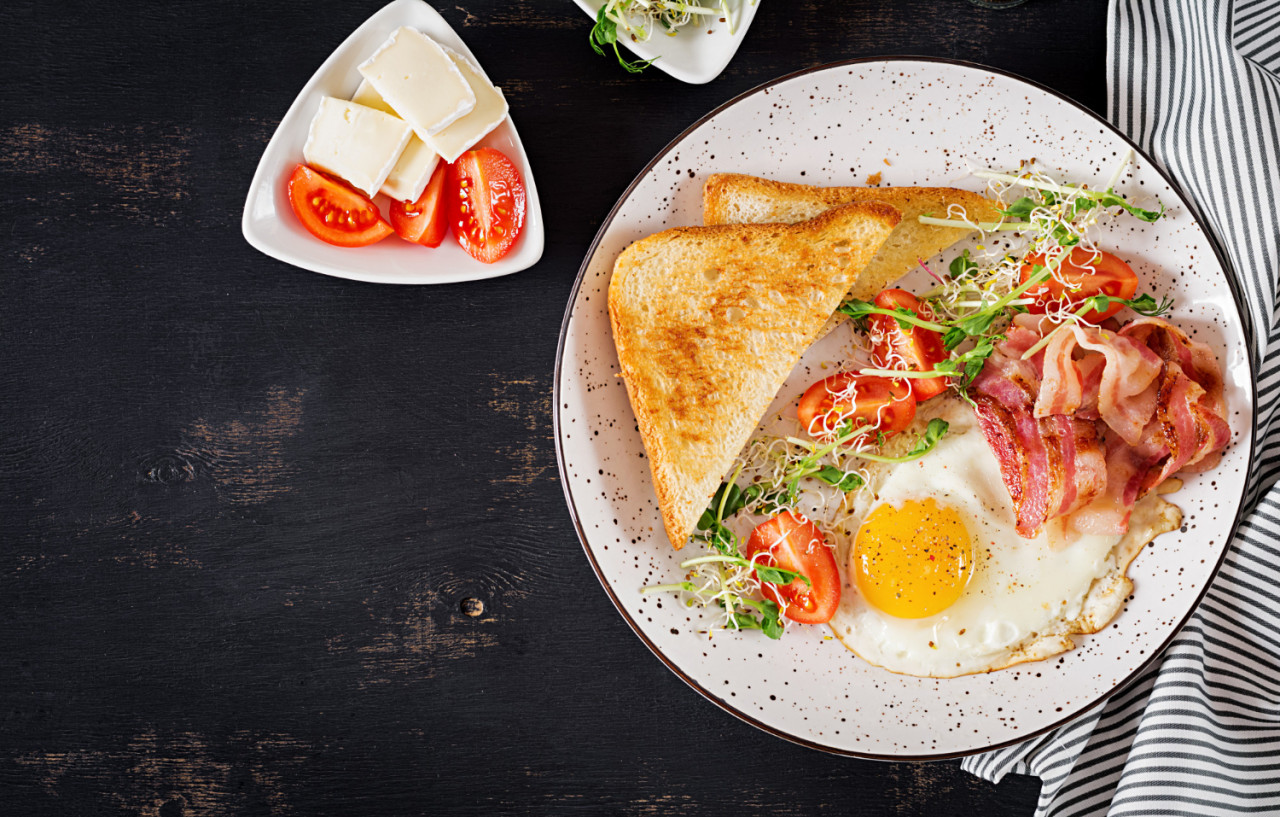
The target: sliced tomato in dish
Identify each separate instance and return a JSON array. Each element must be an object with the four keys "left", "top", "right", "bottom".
[
  {"left": 745, "top": 511, "right": 841, "bottom": 625},
  {"left": 446, "top": 148, "right": 527, "bottom": 263},
  {"left": 286, "top": 164, "right": 392, "bottom": 248},
  {"left": 390, "top": 162, "right": 449, "bottom": 248},
  {"left": 869, "top": 288, "right": 949, "bottom": 401},
  {"left": 1020, "top": 248, "right": 1139, "bottom": 323},
  {"left": 796, "top": 372, "right": 916, "bottom": 440}
]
